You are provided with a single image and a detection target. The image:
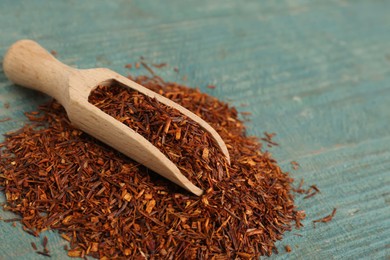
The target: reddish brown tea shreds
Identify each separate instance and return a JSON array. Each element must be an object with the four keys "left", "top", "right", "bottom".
[
  {"left": 0, "top": 76, "right": 305, "bottom": 259},
  {"left": 313, "top": 208, "right": 337, "bottom": 227},
  {"left": 88, "top": 84, "right": 227, "bottom": 190}
]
